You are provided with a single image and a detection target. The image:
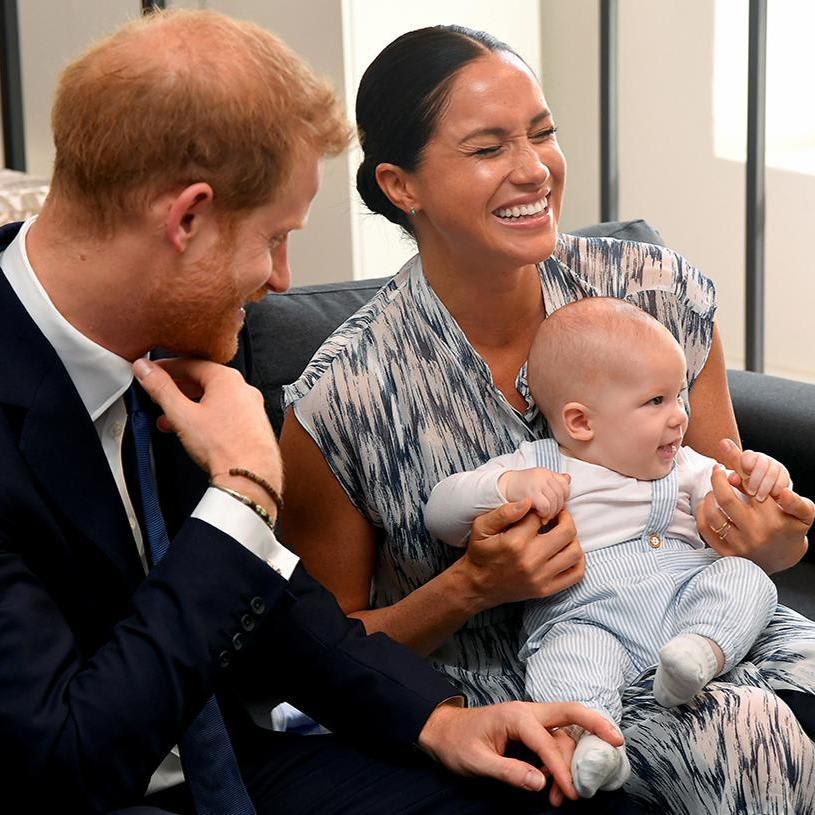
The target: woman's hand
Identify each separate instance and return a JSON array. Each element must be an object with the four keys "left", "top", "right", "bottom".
[
  {"left": 697, "top": 441, "right": 813, "bottom": 573},
  {"left": 281, "top": 412, "right": 583, "bottom": 655},
  {"left": 721, "top": 438, "right": 791, "bottom": 502},
  {"left": 460, "top": 500, "right": 585, "bottom": 611}
]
